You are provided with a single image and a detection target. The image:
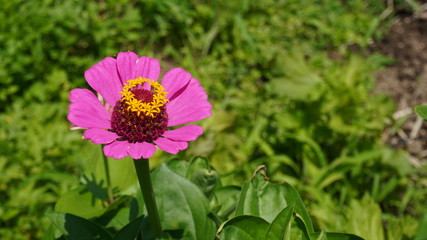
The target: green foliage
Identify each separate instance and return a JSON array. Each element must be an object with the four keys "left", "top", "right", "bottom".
[
  {"left": 45, "top": 160, "right": 363, "bottom": 240},
  {"left": 151, "top": 164, "right": 216, "bottom": 240},
  {"left": 414, "top": 105, "right": 427, "bottom": 120},
  {"left": 47, "top": 212, "right": 113, "bottom": 240},
  {"left": 1, "top": 0, "right": 427, "bottom": 239}
]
